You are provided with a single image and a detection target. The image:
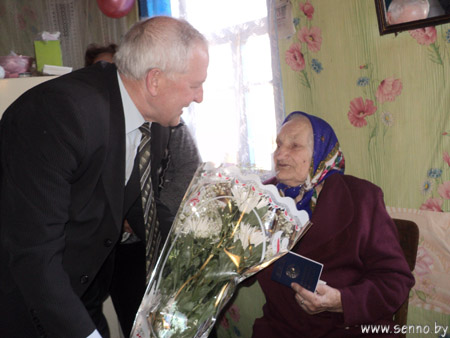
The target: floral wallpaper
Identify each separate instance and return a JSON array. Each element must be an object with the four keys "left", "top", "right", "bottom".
[
  {"left": 218, "top": 303, "right": 243, "bottom": 337},
  {"left": 348, "top": 66, "right": 403, "bottom": 186},
  {"left": 284, "top": 1, "right": 323, "bottom": 89}
]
